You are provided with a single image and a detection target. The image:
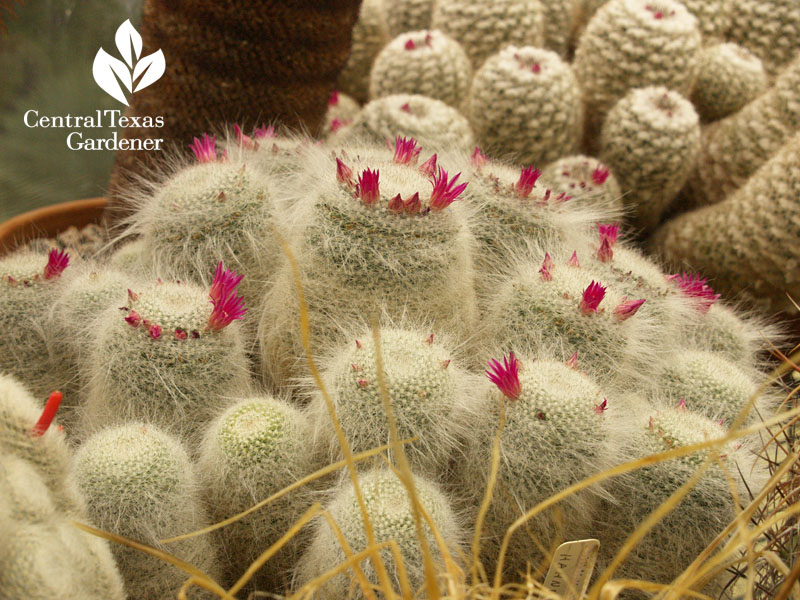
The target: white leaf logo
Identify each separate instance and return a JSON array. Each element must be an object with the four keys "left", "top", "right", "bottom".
[{"left": 93, "top": 20, "right": 165, "bottom": 105}]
